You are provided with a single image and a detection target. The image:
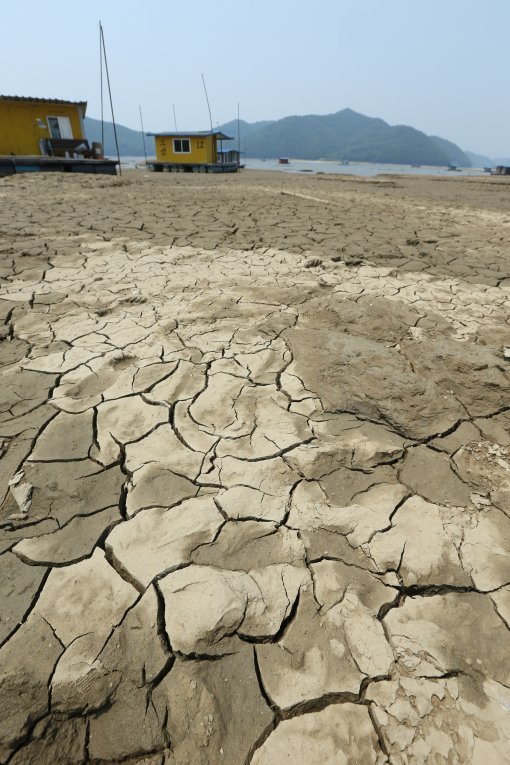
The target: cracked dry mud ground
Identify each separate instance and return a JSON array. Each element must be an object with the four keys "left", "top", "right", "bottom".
[{"left": 0, "top": 169, "right": 510, "bottom": 765}]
